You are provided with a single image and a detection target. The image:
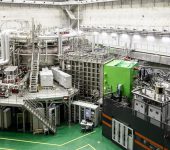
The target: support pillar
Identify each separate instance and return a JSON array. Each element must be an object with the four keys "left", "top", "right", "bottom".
[
  {"left": 22, "top": 109, "right": 26, "bottom": 132},
  {"left": 68, "top": 97, "right": 71, "bottom": 126}
]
